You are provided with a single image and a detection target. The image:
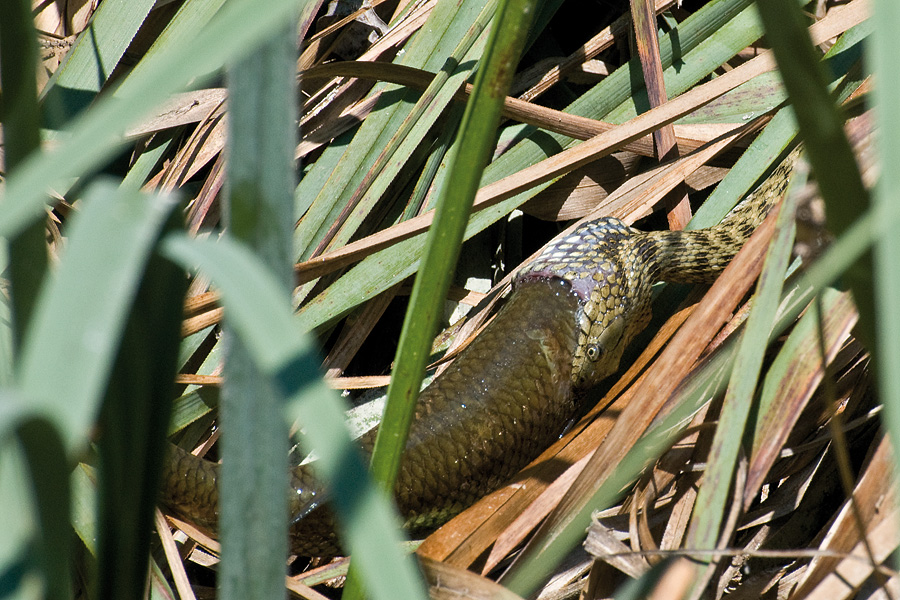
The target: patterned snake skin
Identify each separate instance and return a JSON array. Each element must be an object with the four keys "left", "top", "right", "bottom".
[{"left": 160, "top": 149, "right": 796, "bottom": 556}]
